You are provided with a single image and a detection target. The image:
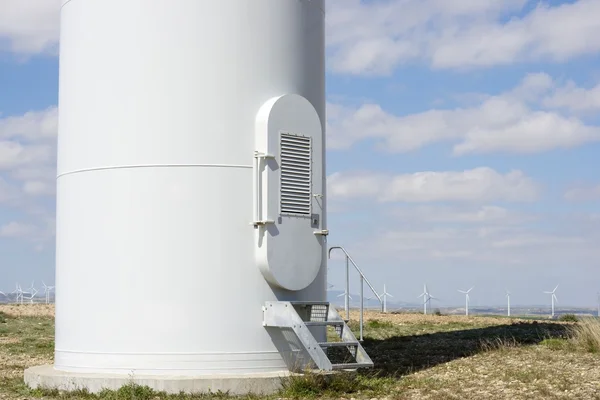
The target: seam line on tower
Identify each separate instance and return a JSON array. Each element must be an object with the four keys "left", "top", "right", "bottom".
[{"left": 56, "top": 164, "right": 253, "bottom": 179}]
